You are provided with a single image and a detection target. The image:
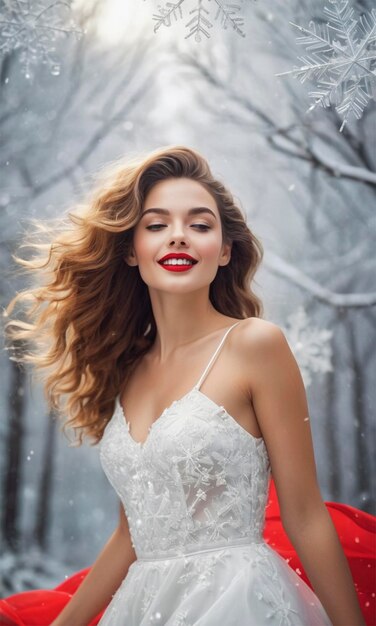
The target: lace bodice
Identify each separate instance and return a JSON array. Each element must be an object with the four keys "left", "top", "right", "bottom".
[{"left": 99, "top": 321, "right": 272, "bottom": 560}]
